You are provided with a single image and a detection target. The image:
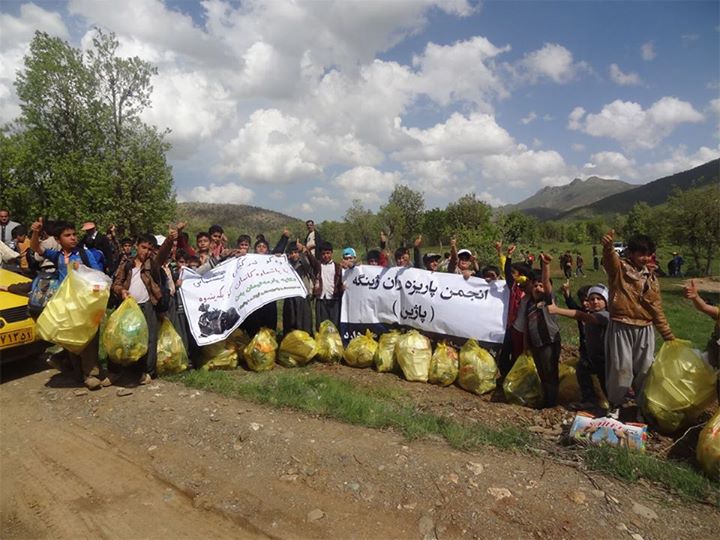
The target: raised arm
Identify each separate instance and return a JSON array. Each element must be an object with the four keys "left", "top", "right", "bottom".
[
  {"left": 684, "top": 279, "right": 720, "bottom": 319},
  {"left": 601, "top": 229, "right": 621, "bottom": 279},
  {"left": 447, "top": 236, "right": 458, "bottom": 273},
  {"left": 30, "top": 217, "right": 44, "bottom": 255},
  {"left": 548, "top": 303, "right": 602, "bottom": 325},
  {"left": 540, "top": 252, "right": 553, "bottom": 296},
  {"left": 413, "top": 235, "right": 422, "bottom": 269}
]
